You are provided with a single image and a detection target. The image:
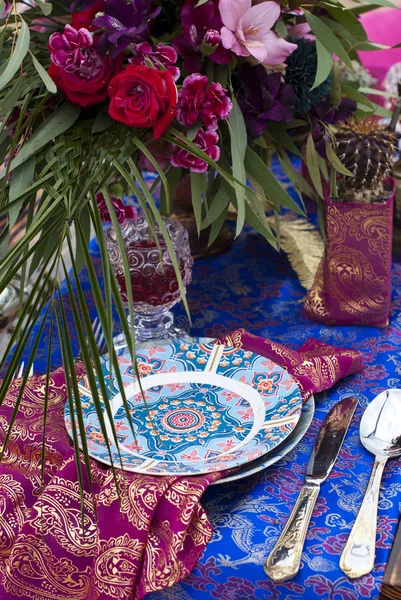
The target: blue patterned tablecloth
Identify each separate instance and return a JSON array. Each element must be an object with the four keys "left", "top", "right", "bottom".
[{"left": 14, "top": 158, "right": 401, "bottom": 600}]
